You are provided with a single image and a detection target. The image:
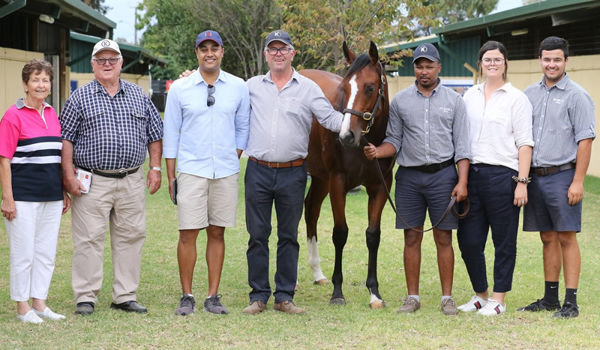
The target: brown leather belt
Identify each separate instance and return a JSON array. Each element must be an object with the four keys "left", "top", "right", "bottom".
[
  {"left": 80, "top": 167, "right": 139, "bottom": 178},
  {"left": 406, "top": 159, "right": 454, "bottom": 173},
  {"left": 531, "top": 163, "right": 575, "bottom": 176},
  {"left": 249, "top": 157, "right": 305, "bottom": 169}
]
